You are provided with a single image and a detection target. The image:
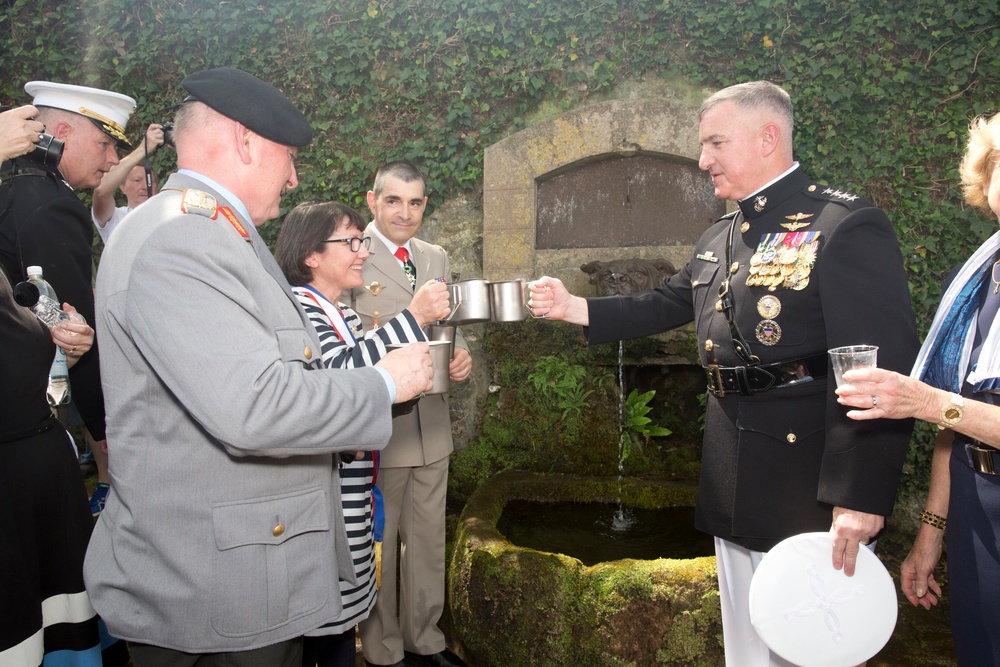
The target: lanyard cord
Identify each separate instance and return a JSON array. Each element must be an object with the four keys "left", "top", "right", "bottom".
[{"left": 718, "top": 212, "right": 759, "bottom": 366}]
